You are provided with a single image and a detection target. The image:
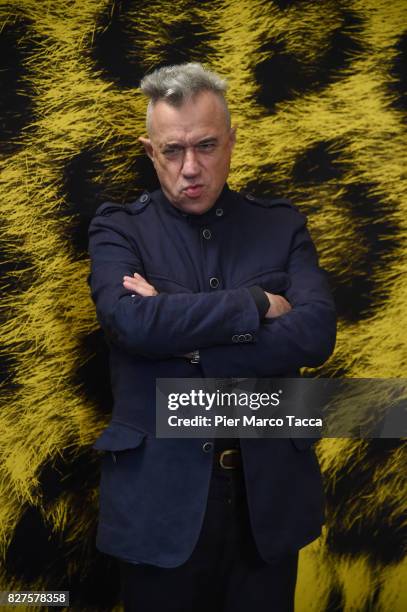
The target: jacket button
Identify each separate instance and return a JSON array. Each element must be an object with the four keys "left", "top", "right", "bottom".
[
  {"left": 232, "top": 334, "right": 239, "bottom": 343},
  {"left": 139, "top": 193, "right": 149, "bottom": 203},
  {"left": 209, "top": 277, "right": 219, "bottom": 289},
  {"left": 202, "top": 442, "right": 213, "bottom": 452},
  {"left": 246, "top": 193, "right": 255, "bottom": 201},
  {"left": 215, "top": 208, "right": 223, "bottom": 216},
  {"left": 202, "top": 228, "right": 212, "bottom": 240},
  {"left": 238, "top": 334, "right": 246, "bottom": 342},
  {"left": 244, "top": 333, "right": 253, "bottom": 341}
]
